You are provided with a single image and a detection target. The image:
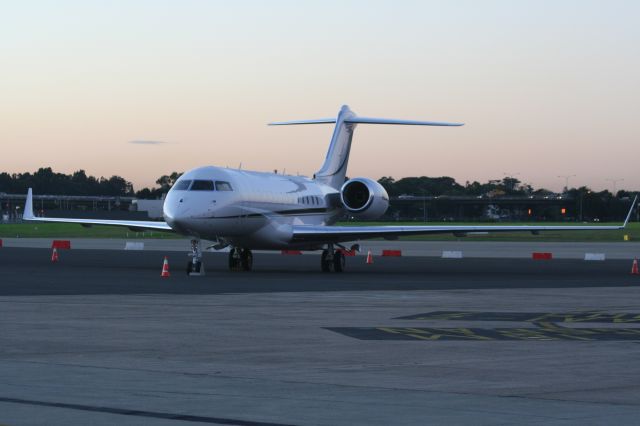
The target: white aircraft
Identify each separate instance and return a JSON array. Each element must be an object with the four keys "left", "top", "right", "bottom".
[{"left": 24, "top": 105, "right": 636, "bottom": 273}]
